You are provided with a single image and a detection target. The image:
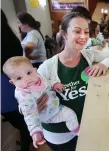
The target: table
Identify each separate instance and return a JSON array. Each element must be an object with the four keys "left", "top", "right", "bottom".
[{"left": 76, "top": 71, "right": 109, "bottom": 151}]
